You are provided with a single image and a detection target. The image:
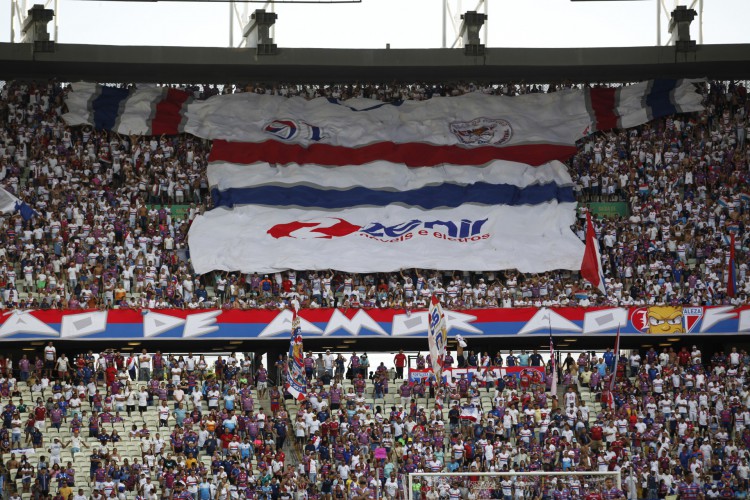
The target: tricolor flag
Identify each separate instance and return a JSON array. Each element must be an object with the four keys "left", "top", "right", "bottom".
[
  {"left": 427, "top": 296, "right": 448, "bottom": 386},
  {"left": 728, "top": 233, "right": 737, "bottom": 298},
  {"left": 460, "top": 404, "right": 481, "bottom": 422},
  {"left": 581, "top": 211, "right": 607, "bottom": 295},
  {"left": 285, "top": 308, "right": 307, "bottom": 402},
  {"left": 62, "top": 80, "right": 704, "bottom": 274}
]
